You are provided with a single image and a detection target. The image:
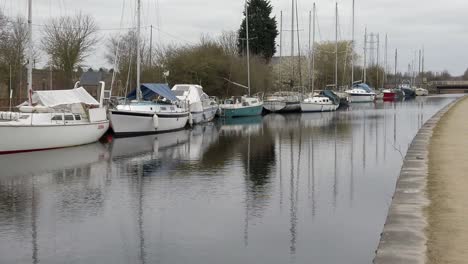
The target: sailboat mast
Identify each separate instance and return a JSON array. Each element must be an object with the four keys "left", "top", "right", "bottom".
[
  {"left": 376, "top": 33, "right": 380, "bottom": 88},
  {"left": 394, "top": 48, "right": 398, "bottom": 86},
  {"left": 418, "top": 49, "right": 421, "bottom": 85},
  {"left": 422, "top": 46, "right": 425, "bottom": 85},
  {"left": 384, "top": 33, "right": 387, "bottom": 85},
  {"left": 308, "top": 10, "right": 311, "bottom": 90},
  {"left": 363, "top": 27, "right": 367, "bottom": 83},
  {"left": 279, "top": 11, "right": 283, "bottom": 89},
  {"left": 295, "top": 0, "right": 302, "bottom": 90},
  {"left": 245, "top": 0, "right": 251, "bottom": 96},
  {"left": 351, "top": 0, "right": 355, "bottom": 86},
  {"left": 136, "top": 0, "right": 141, "bottom": 100},
  {"left": 335, "top": 2, "right": 338, "bottom": 90},
  {"left": 291, "top": 0, "right": 294, "bottom": 86},
  {"left": 311, "top": 3, "right": 316, "bottom": 94},
  {"left": 27, "top": 0, "right": 33, "bottom": 105}
]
